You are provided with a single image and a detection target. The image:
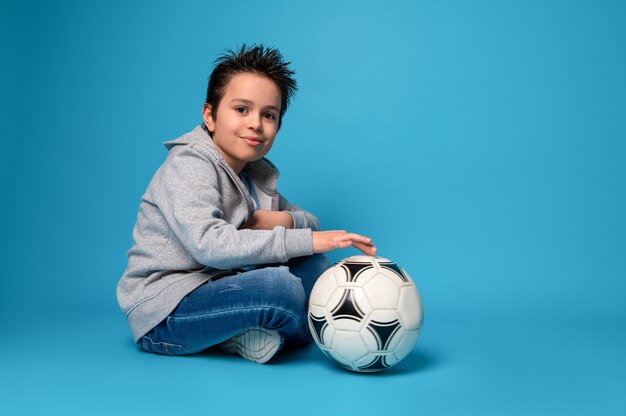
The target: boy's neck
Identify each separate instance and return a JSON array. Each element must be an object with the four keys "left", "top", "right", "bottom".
[{"left": 224, "top": 157, "right": 246, "bottom": 175}]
